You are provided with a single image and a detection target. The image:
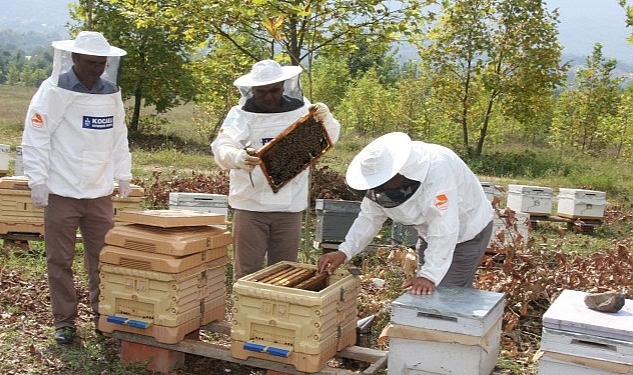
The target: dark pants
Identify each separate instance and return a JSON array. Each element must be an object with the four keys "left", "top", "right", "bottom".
[
  {"left": 416, "top": 220, "right": 493, "bottom": 287},
  {"left": 231, "top": 209, "right": 302, "bottom": 280},
  {"left": 44, "top": 194, "right": 113, "bottom": 329}
]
